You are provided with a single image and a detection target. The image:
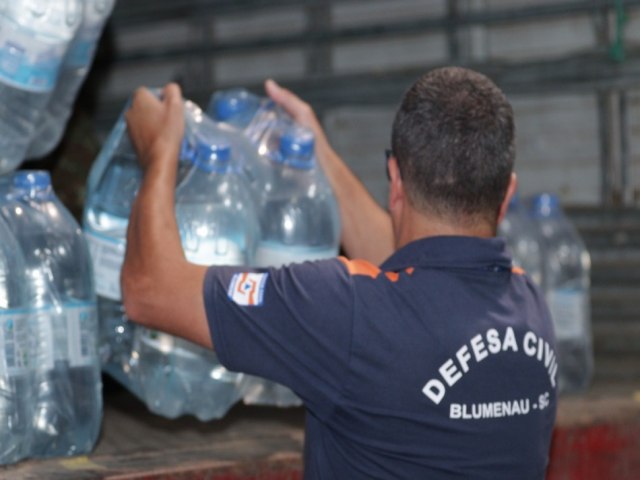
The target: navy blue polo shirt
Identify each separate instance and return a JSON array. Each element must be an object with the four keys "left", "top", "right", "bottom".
[{"left": 204, "top": 236, "right": 557, "bottom": 479}]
